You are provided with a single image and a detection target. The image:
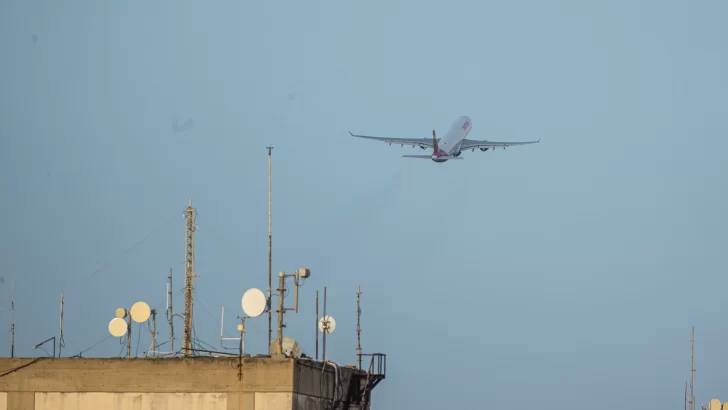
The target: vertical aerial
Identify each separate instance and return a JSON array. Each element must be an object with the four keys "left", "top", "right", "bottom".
[
  {"left": 183, "top": 198, "right": 197, "bottom": 356},
  {"left": 322, "top": 286, "right": 327, "bottom": 361},
  {"left": 315, "top": 290, "right": 319, "bottom": 360},
  {"left": 267, "top": 146, "right": 274, "bottom": 351},
  {"left": 356, "top": 285, "right": 362, "bottom": 370},
  {"left": 10, "top": 269, "right": 14, "bottom": 358},
  {"left": 167, "top": 268, "right": 174, "bottom": 353},
  {"left": 151, "top": 309, "right": 157, "bottom": 358},
  {"left": 691, "top": 328, "right": 696, "bottom": 410},
  {"left": 59, "top": 292, "right": 64, "bottom": 358}
]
